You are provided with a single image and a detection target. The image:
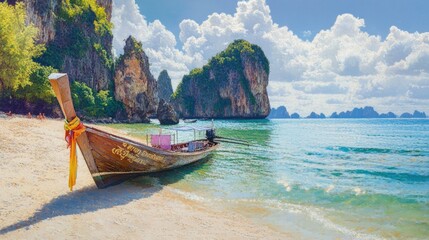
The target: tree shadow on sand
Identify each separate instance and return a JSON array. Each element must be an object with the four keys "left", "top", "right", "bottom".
[{"left": 0, "top": 155, "right": 216, "bottom": 235}]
